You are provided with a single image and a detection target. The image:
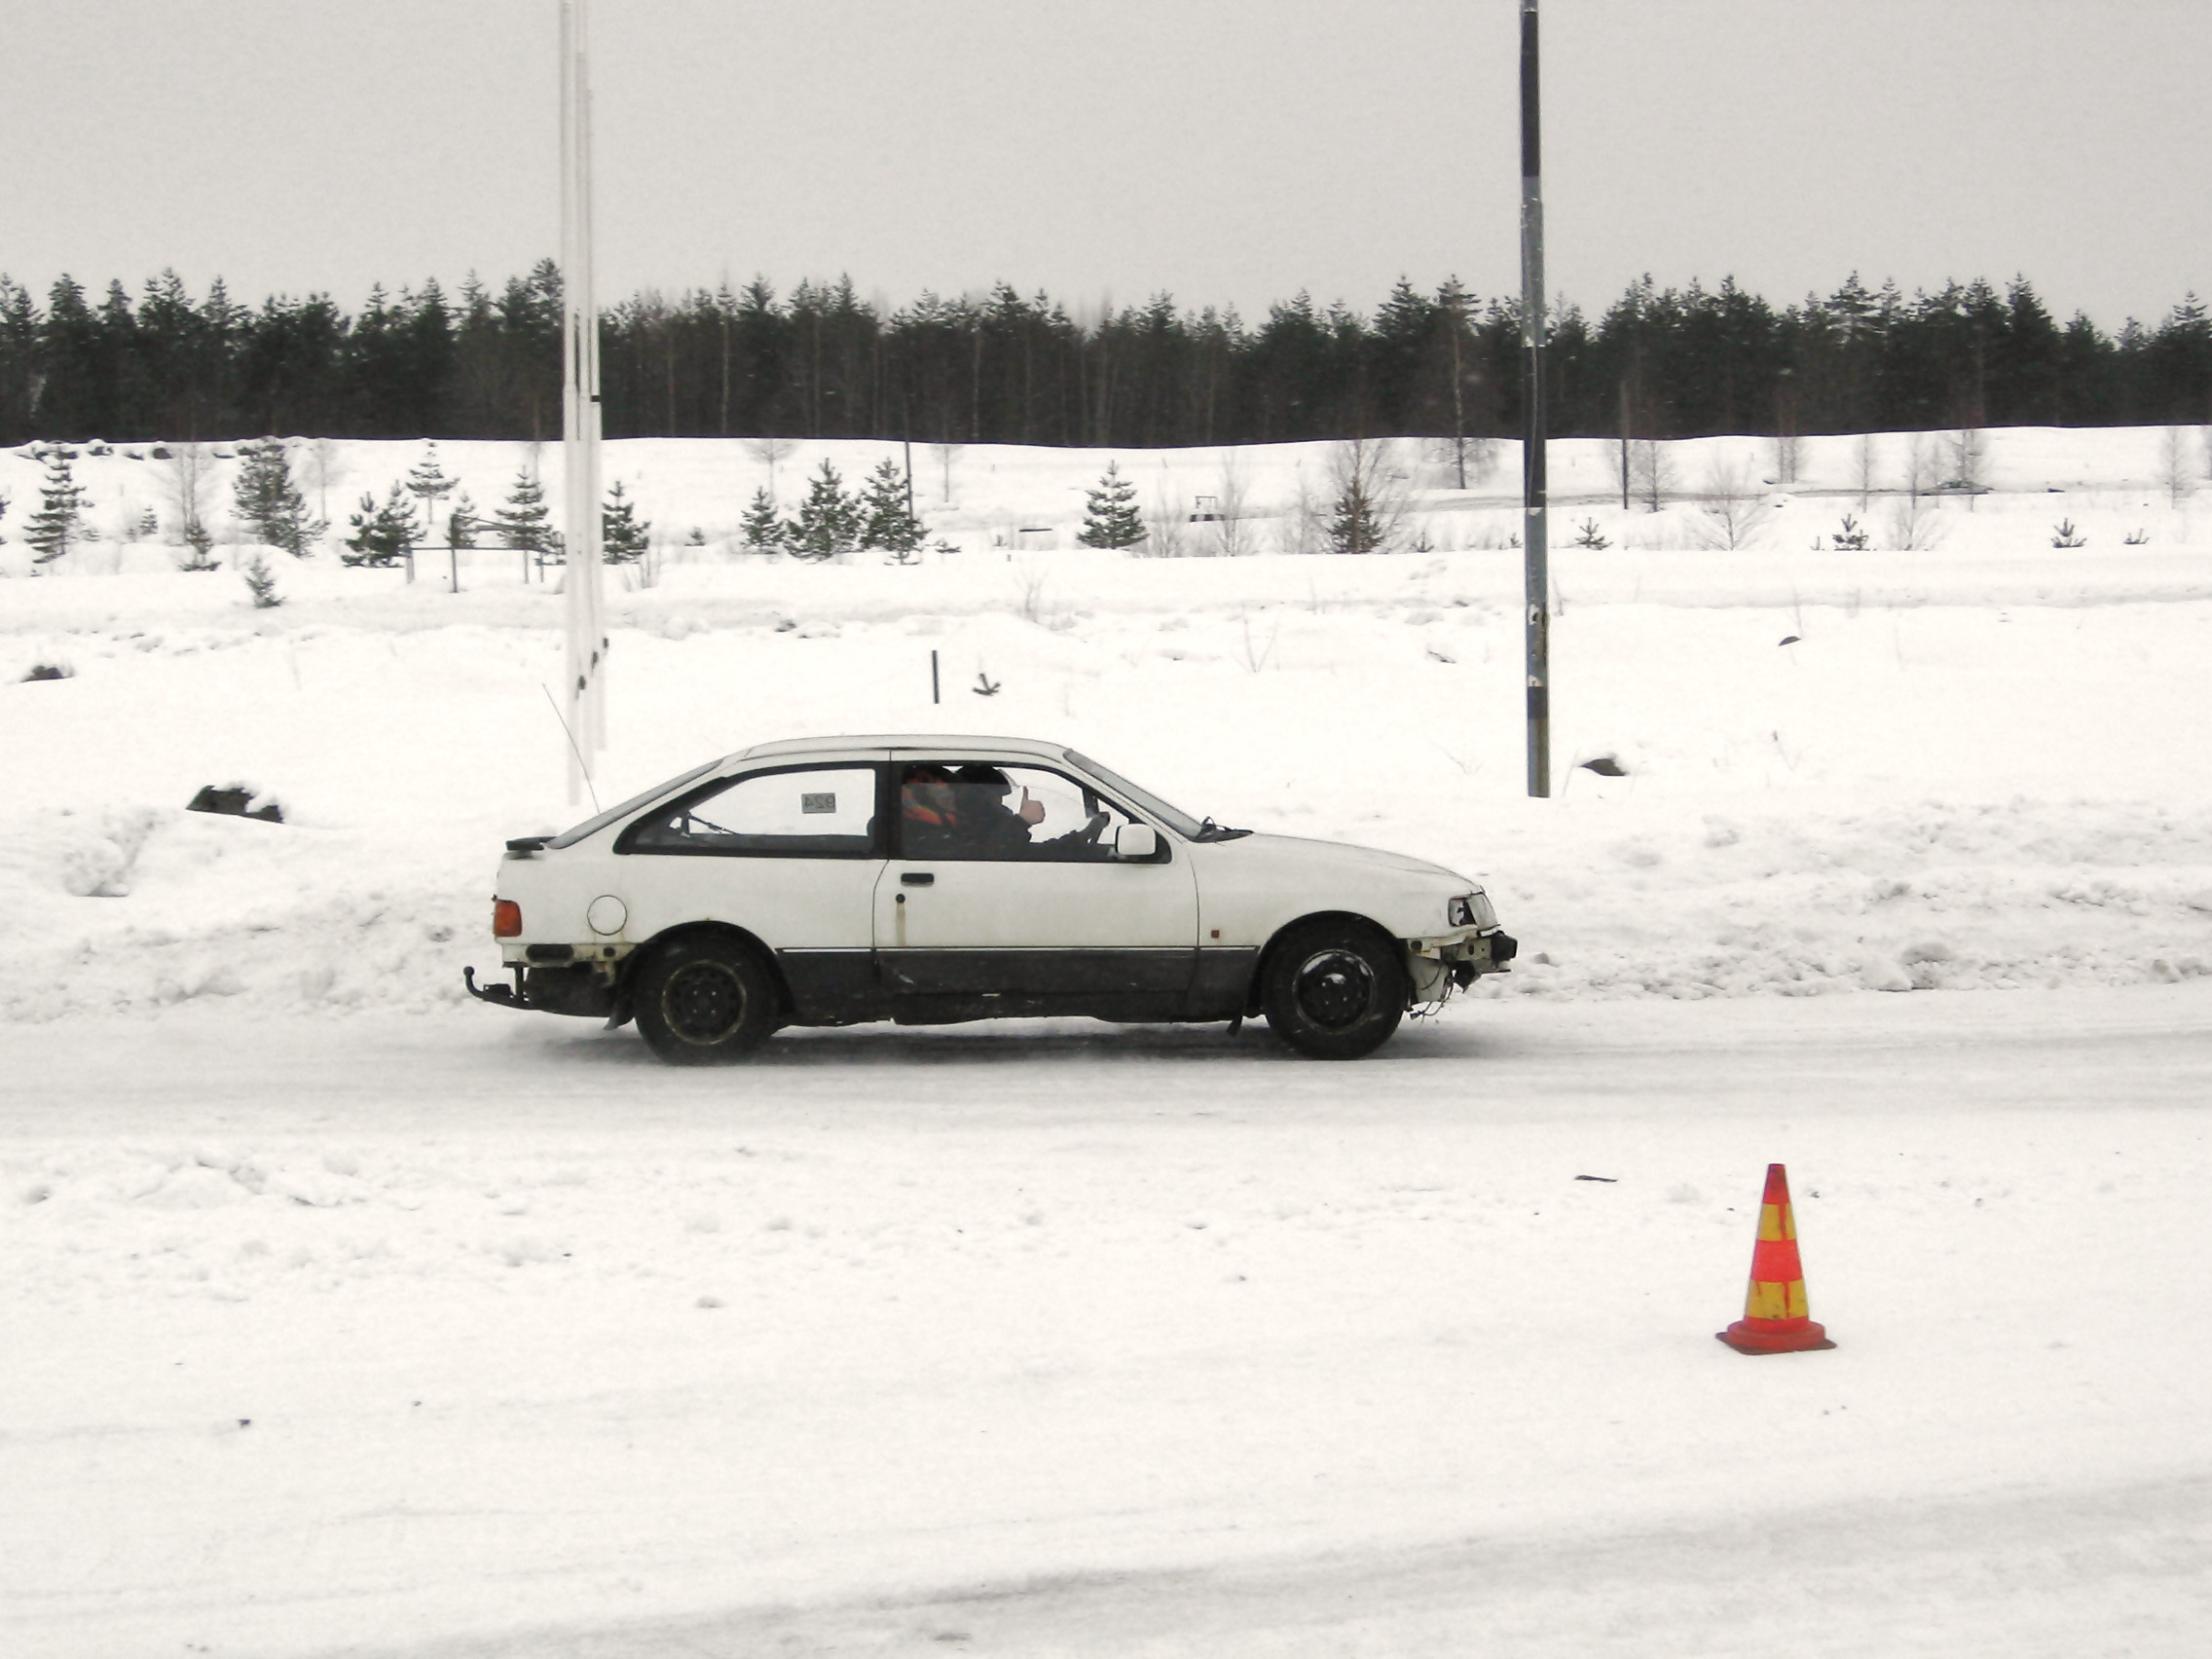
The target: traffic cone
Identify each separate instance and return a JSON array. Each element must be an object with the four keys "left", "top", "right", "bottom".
[{"left": 1717, "top": 1163, "right": 1836, "bottom": 1354}]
